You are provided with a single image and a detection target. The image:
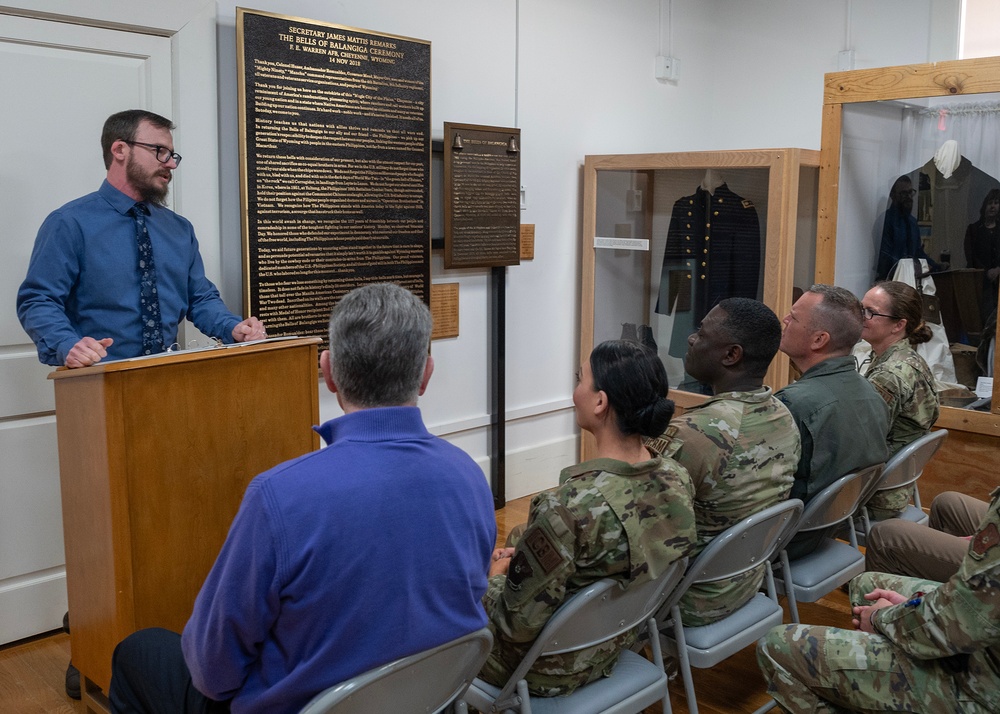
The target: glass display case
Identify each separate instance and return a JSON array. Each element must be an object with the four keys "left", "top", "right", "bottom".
[
  {"left": 818, "top": 56, "right": 1000, "bottom": 503},
  {"left": 819, "top": 58, "right": 1000, "bottom": 416},
  {"left": 581, "top": 149, "right": 820, "bottom": 459}
]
